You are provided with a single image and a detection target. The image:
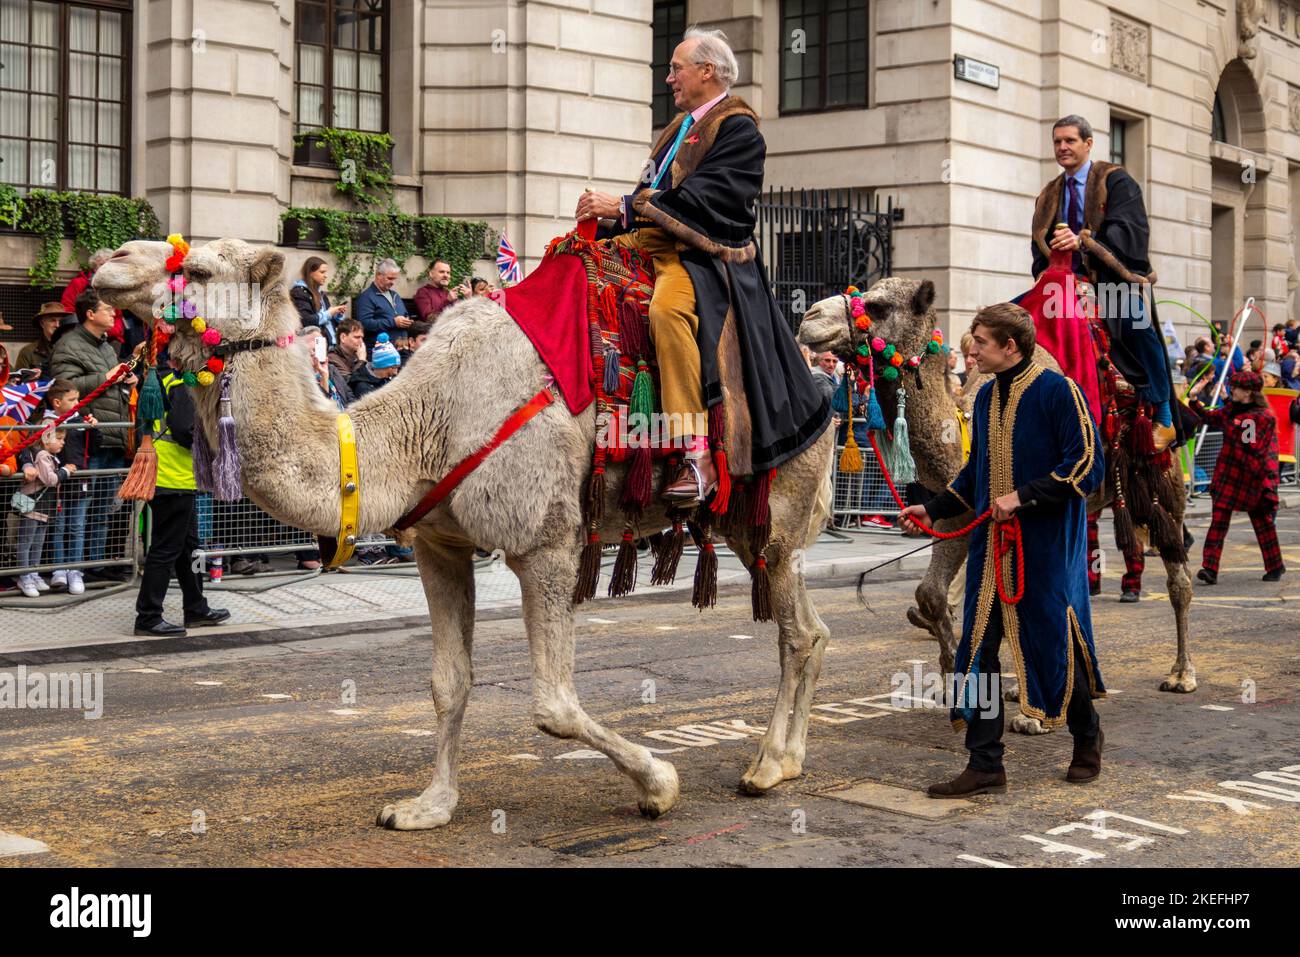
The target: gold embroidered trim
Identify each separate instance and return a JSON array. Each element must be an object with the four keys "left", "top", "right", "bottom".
[
  {"left": 945, "top": 484, "right": 973, "bottom": 512},
  {"left": 959, "top": 362, "right": 1043, "bottom": 717},
  {"left": 1048, "top": 377, "right": 1096, "bottom": 494}
]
